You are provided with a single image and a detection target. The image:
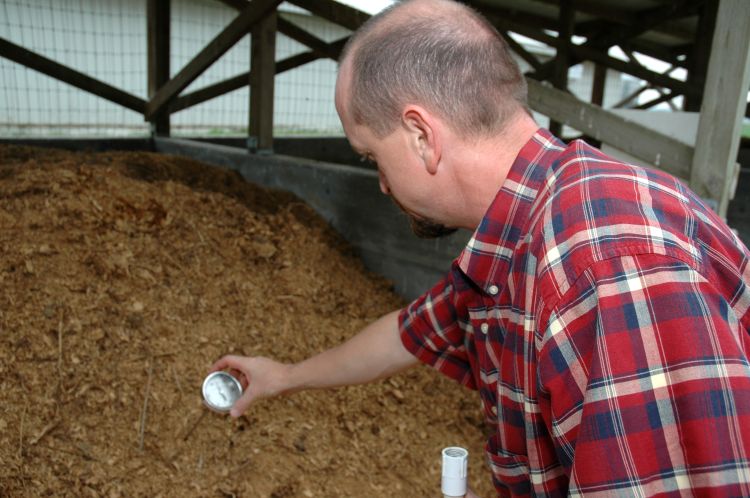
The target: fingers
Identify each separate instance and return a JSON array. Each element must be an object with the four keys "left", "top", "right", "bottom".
[
  {"left": 210, "top": 355, "right": 258, "bottom": 417},
  {"left": 230, "top": 386, "right": 255, "bottom": 418},
  {"left": 209, "top": 354, "right": 246, "bottom": 373},
  {"left": 228, "top": 368, "right": 249, "bottom": 390},
  {"left": 209, "top": 354, "right": 288, "bottom": 417}
]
